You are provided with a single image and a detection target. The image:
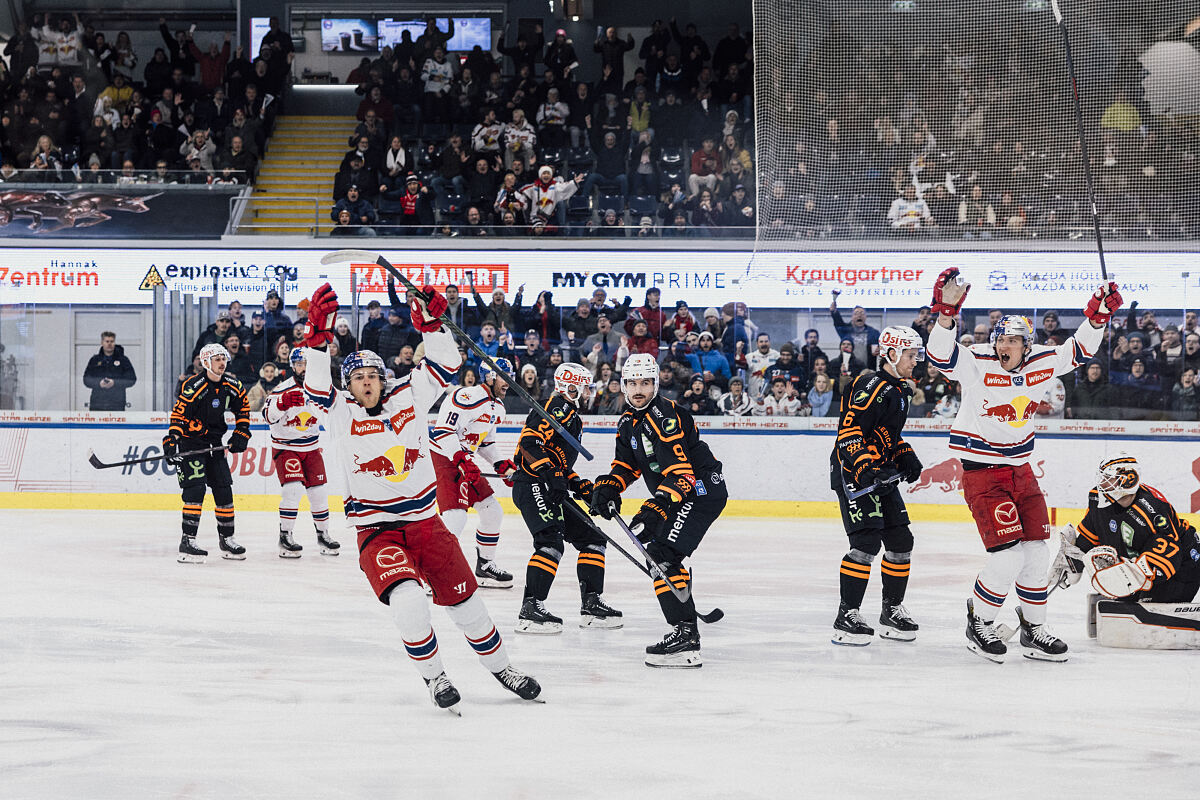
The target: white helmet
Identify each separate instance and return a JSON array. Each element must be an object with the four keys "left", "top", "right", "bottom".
[
  {"left": 553, "top": 362, "right": 593, "bottom": 406},
  {"left": 199, "top": 343, "right": 231, "bottom": 372},
  {"left": 1096, "top": 452, "right": 1140, "bottom": 507},
  {"left": 878, "top": 325, "right": 925, "bottom": 368},
  {"left": 621, "top": 353, "right": 659, "bottom": 405}
]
